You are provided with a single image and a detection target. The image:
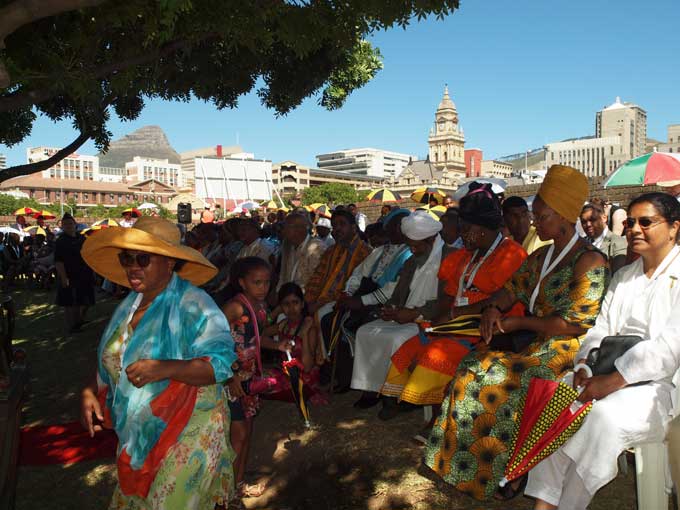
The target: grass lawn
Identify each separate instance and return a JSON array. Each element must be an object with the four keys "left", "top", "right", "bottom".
[{"left": 12, "top": 287, "right": 644, "bottom": 509}]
